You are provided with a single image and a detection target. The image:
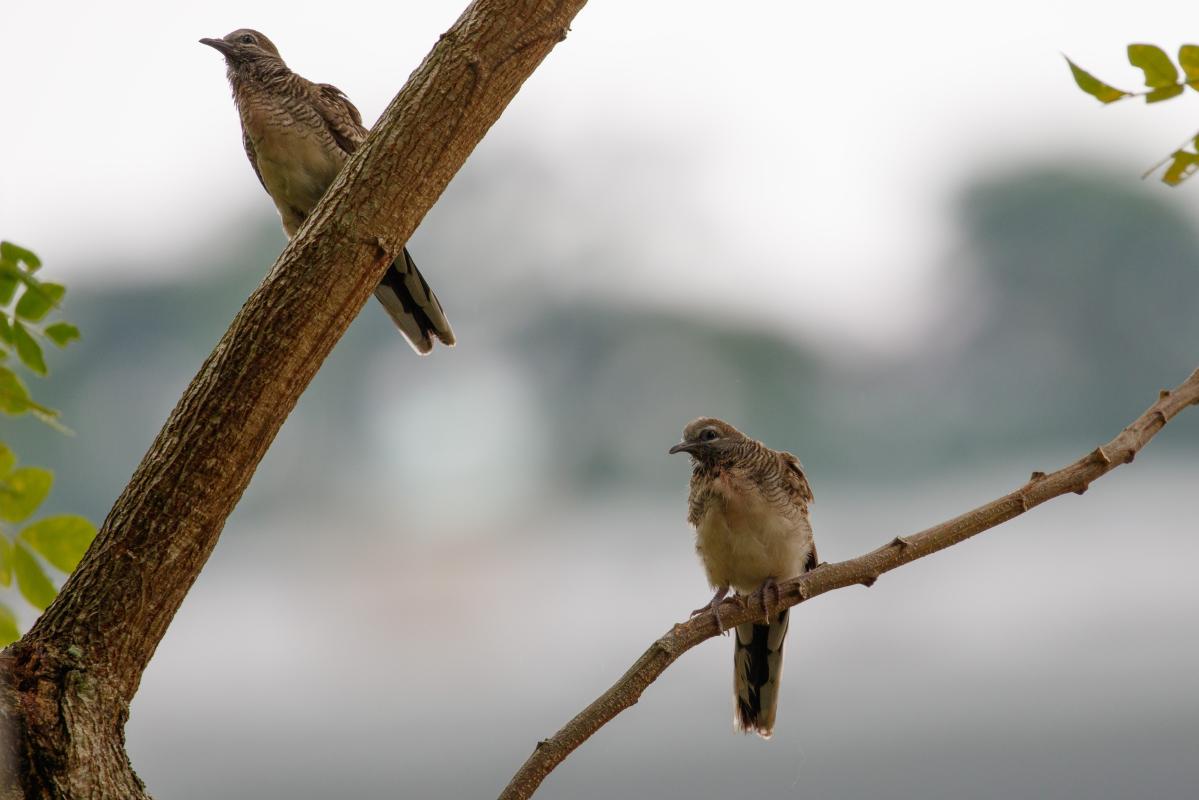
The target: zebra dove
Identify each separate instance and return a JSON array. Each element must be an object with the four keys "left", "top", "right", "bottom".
[
  {"left": 201, "top": 28, "right": 454, "bottom": 354},
  {"left": 670, "top": 417, "right": 817, "bottom": 738}
]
